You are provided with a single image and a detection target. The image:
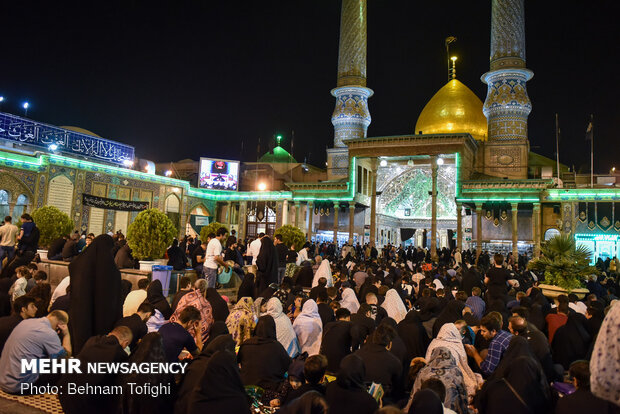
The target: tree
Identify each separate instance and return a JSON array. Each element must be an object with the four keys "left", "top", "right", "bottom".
[
  {"left": 274, "top": 225, "right": 306, "bottom": 251},
  {"left": 199, "top": 221, "right": 228, "bottom": 244},
  {"left": 31, "top": 206, "right": 74, "bottom": 248},
  {"left": 529, "top": 234, "right": 597, "bottom": 291},
  {"left": 127, "top": 208, "right": 177, "bottom": 261}
]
